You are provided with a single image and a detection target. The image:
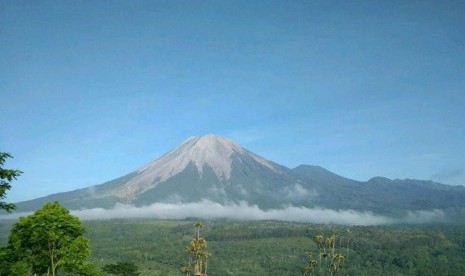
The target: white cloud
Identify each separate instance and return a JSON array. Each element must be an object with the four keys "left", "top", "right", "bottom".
[
  {"left": 1, "top": 201, "right": 446, "bottom": 226},
  {"left": 401, "top": 209, "right": 445, "bottom": 224},
  {"left": 68, "top": 200, "right": 444, "bottom": 226},
  {"left": 284, "top": 183, "right": 317, "bottom": 201}
]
